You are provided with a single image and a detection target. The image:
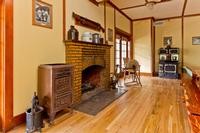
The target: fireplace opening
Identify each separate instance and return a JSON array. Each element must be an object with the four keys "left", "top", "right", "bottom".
[{"left": 81, "top": 65, "right": 104, "bottom": 93}]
